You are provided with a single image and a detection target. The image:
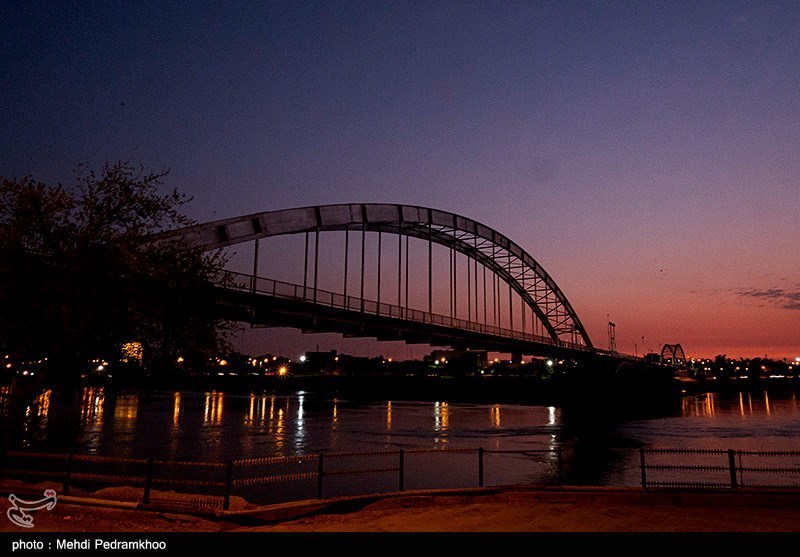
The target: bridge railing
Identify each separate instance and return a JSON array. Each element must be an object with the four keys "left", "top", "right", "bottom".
[{"left": 218, "top": 270, "right": 574, "bottom": 349}]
